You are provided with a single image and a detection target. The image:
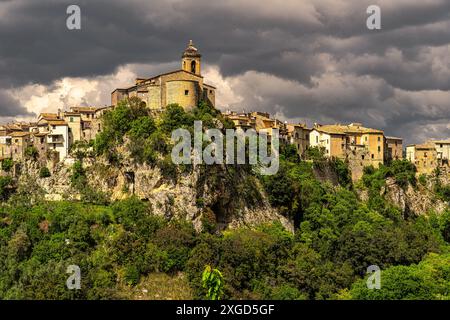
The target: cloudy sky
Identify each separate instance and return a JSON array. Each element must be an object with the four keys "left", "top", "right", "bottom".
[{"left": 1, "top": 0, "right": 450, "bottom": 144}]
